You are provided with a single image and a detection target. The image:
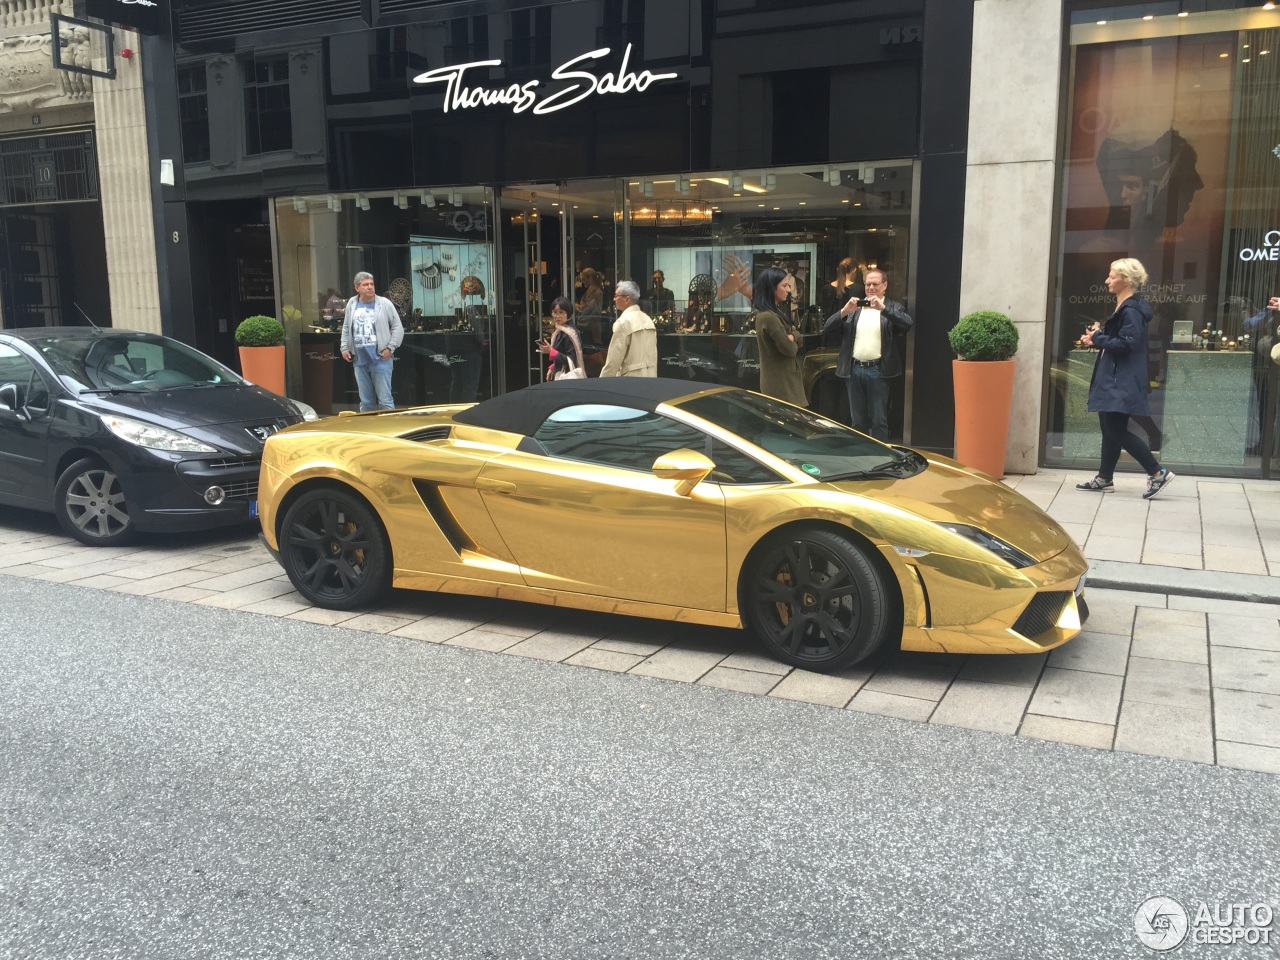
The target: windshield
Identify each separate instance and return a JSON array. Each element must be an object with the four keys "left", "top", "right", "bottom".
[
  {"left": 676, "top": 390, "right": 924, "bottom": 481},
  {"left": 34, "top": 333, "right": 241, "bottom": 393}
]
